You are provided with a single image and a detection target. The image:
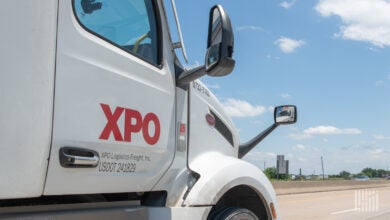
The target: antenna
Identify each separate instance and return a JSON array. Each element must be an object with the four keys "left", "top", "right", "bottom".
[{"left": 170, "top": 0, "right": 188, "bottom": 63}]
